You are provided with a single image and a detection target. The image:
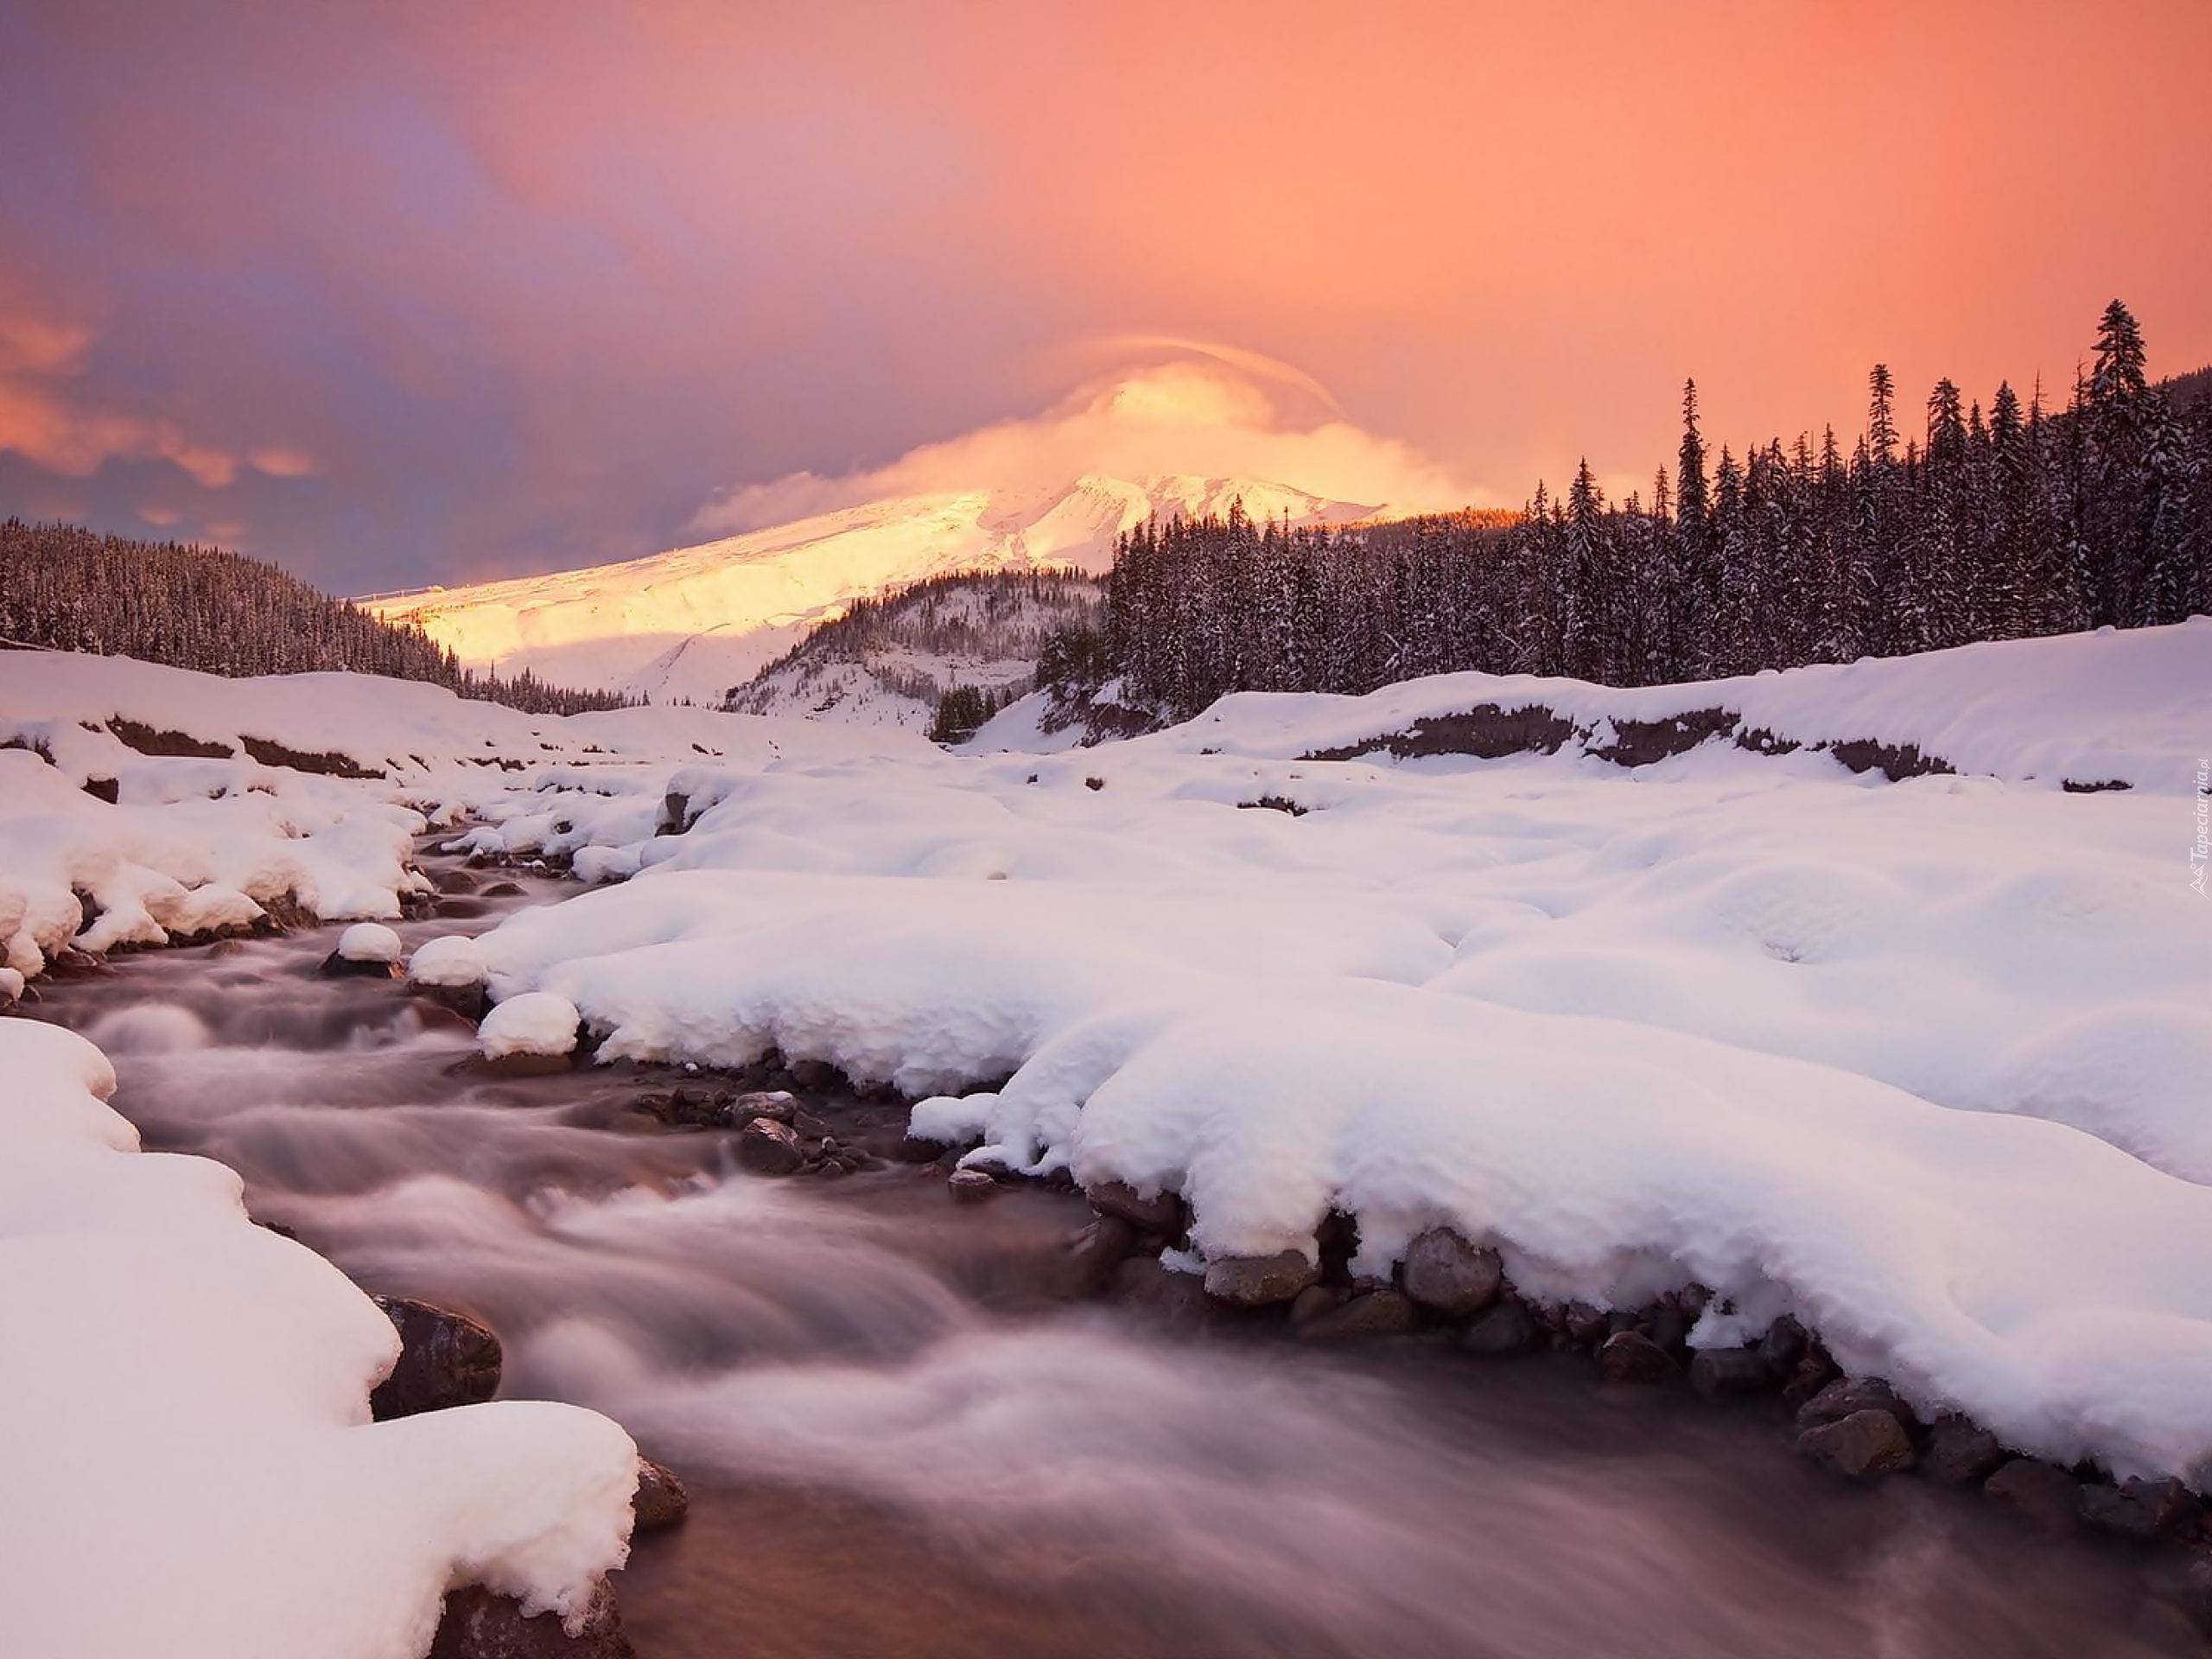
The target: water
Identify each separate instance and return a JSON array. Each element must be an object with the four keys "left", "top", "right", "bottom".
[{"left": 19, "top": 864, "right": 2185, "bottom": 1658}]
